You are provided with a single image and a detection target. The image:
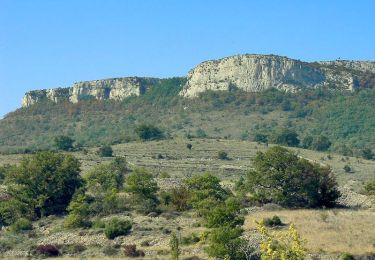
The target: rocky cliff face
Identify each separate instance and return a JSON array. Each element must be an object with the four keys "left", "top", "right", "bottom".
[
  {"left": 22, "top": 55, "right": 375, "bottom": 106},
  {"left": 179, "top": 54, "right": 375, "bottom": 97},
  {"left": 22, "top": 77, "right": 160, "bottom": 107}
]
